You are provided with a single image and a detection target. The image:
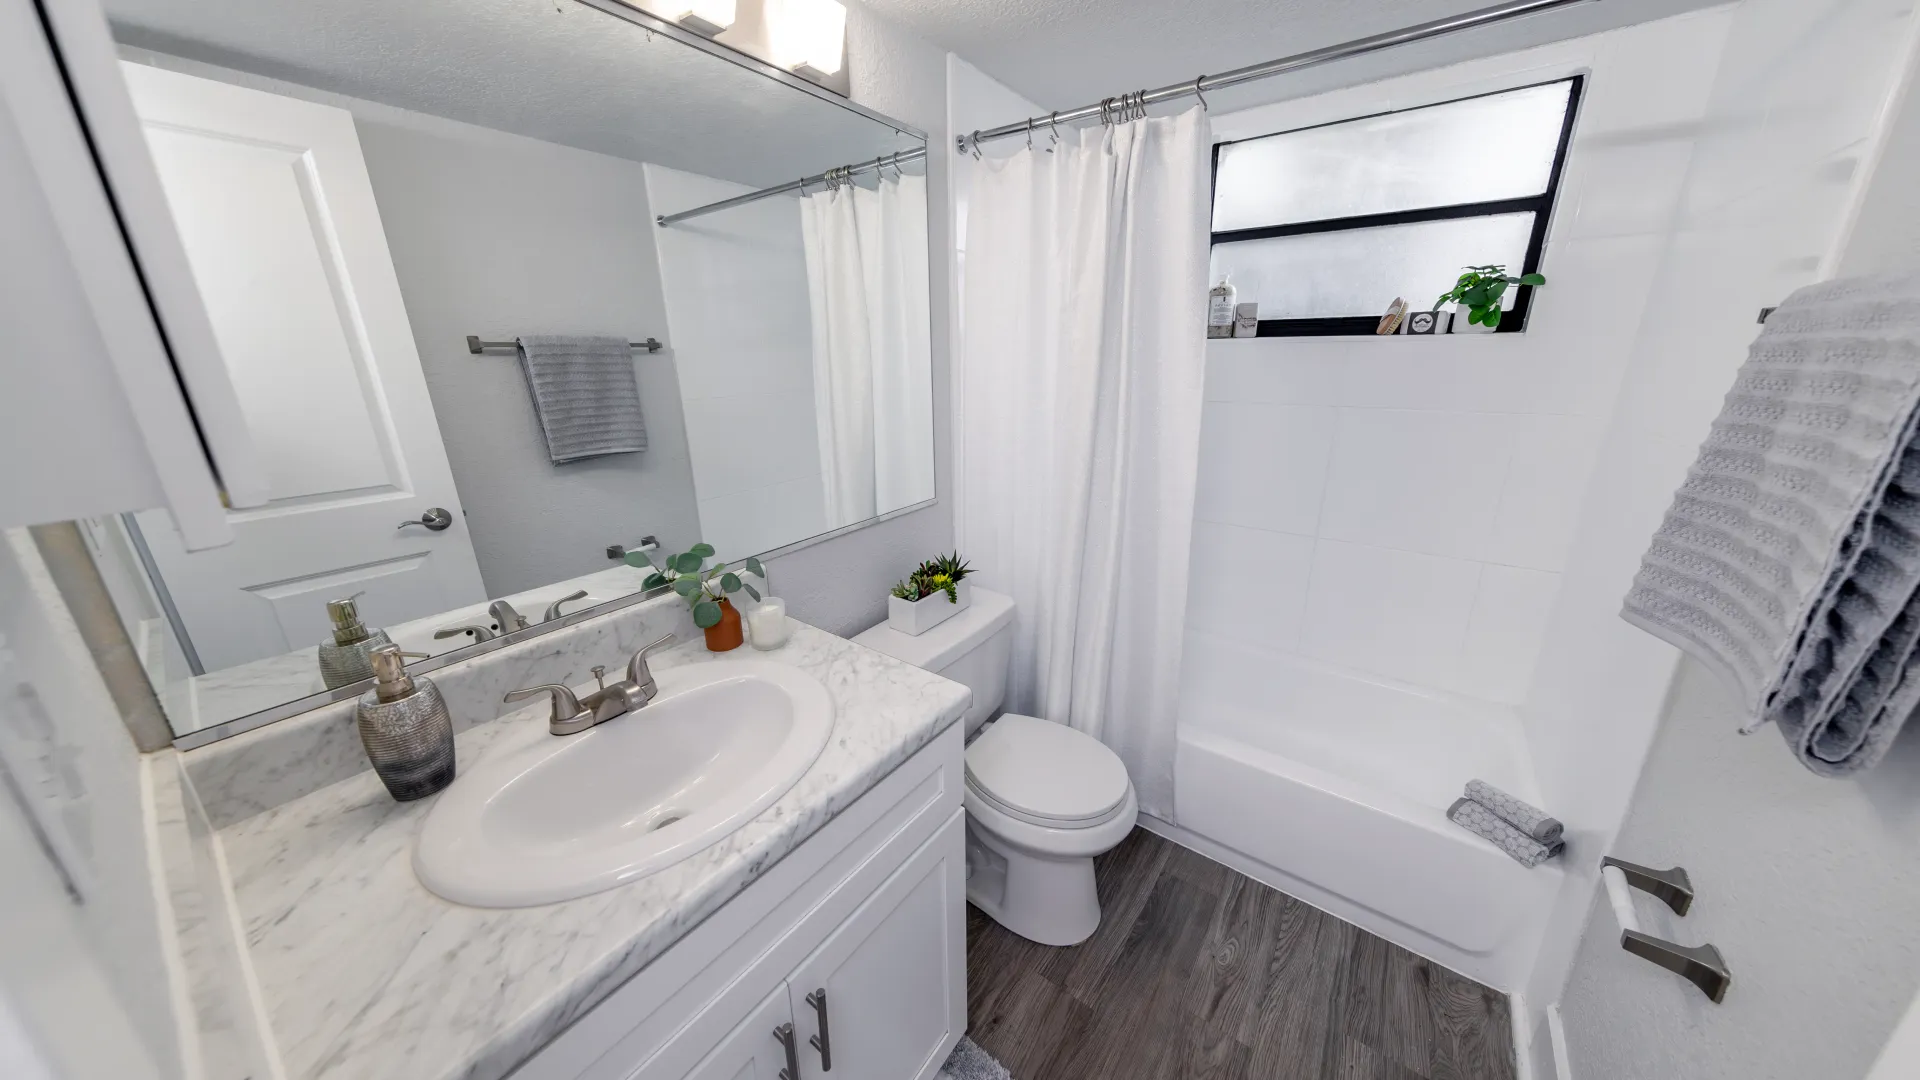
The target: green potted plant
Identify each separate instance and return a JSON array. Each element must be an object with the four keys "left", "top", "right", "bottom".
[
  {"left": 1434, "top": 264, "right": 1545, "bottom": 333},
  {"left": 887, "top": 552, "right": 973, "bottom": 636},
  {"left": 627, "top": 542, "right": 763, "bottom": 652}
]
